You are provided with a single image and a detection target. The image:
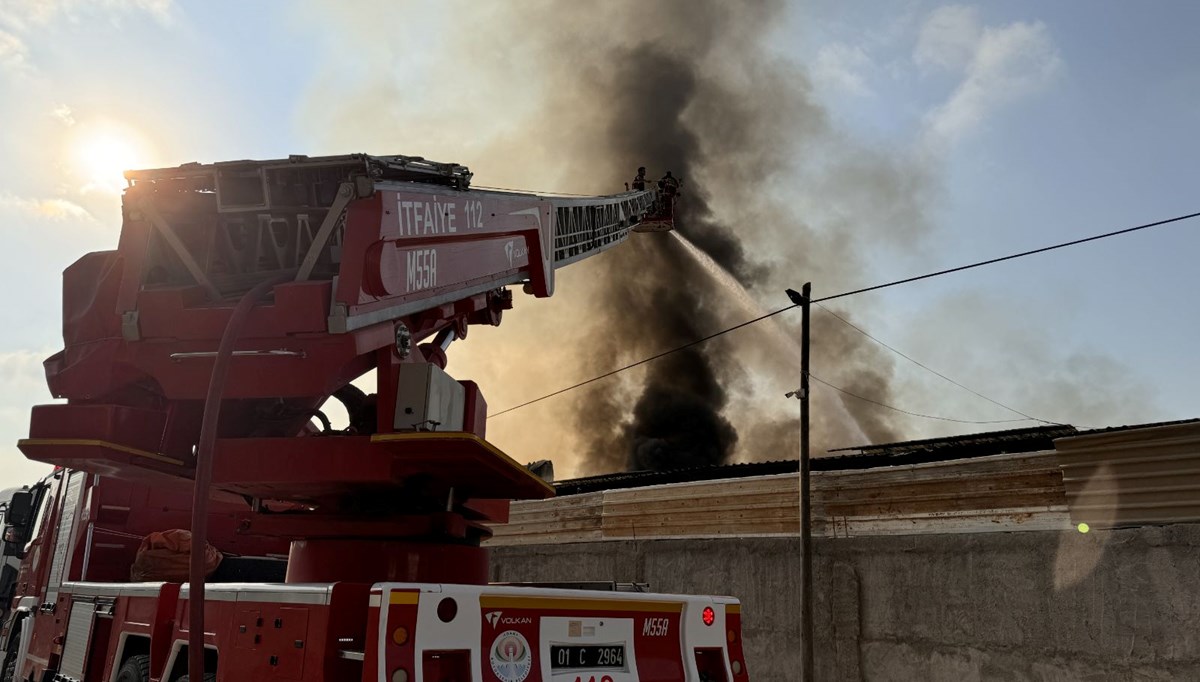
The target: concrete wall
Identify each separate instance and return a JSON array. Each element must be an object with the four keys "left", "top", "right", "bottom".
[{"left": 489, "top": 524, "right": 1200, "bottom": 681}]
